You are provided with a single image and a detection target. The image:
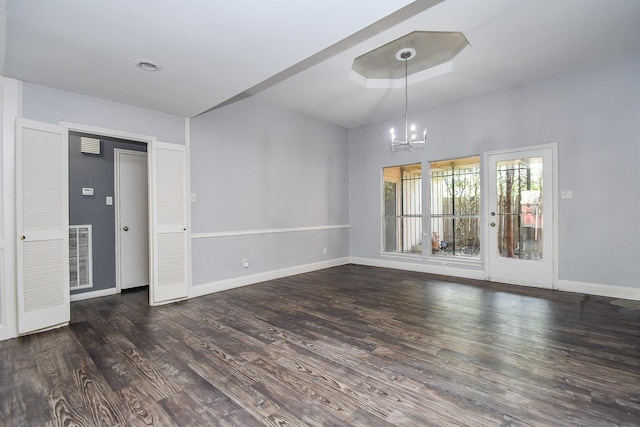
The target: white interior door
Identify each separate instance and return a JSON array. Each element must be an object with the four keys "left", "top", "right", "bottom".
[
  {"left": 486, "top": 145, "right": 556, "bottom": 289},
  {"left": 115, "top": 149, "right": 149, "bottom": 290},
  {"left": 149, "top": 141, "right": 188, "bottom": 305},
  {"left": 16, "top": 118, "right": 69, "bottom": 334}
]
